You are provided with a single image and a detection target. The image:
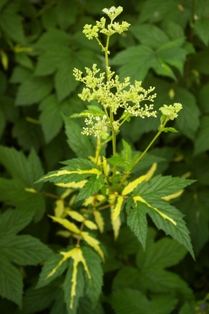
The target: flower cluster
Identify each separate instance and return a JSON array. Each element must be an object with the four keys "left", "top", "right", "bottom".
[
  {"left": 73, "top": 64, "right": 157, "bottom": 118},
  {"left": 83, "top": 6, "right": 130, "bottom": 41},
  {"left": 159, "top": 103, "right": 182, "bottom": 120},
  {"left": 82, "top": 114, "right": 110, "bottom": 139}
]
